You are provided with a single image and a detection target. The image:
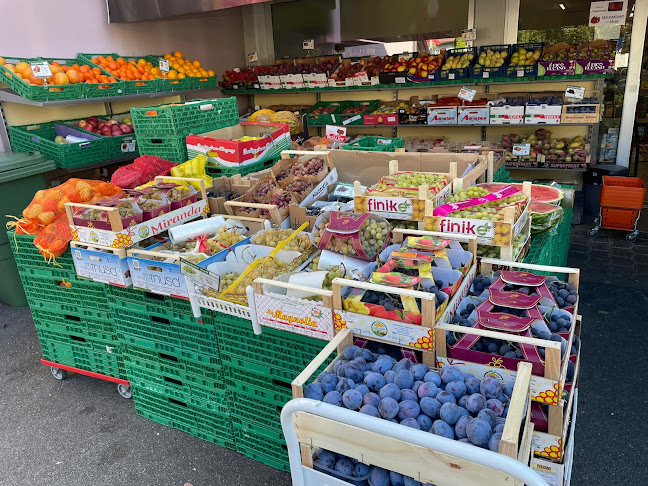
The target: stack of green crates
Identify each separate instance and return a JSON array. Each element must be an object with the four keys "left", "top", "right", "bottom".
[
  {"left": 212, "top": 312, "right": 332, "bottom": 471},
  {"left": 109, "top": 286, "right": 234, "bottom": 448},
  {"left": 7, "top": 231, "right": 124, "bottom": 379},
  {"left": 131, "top": 97, "right": 239, "bottom": 164}
]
